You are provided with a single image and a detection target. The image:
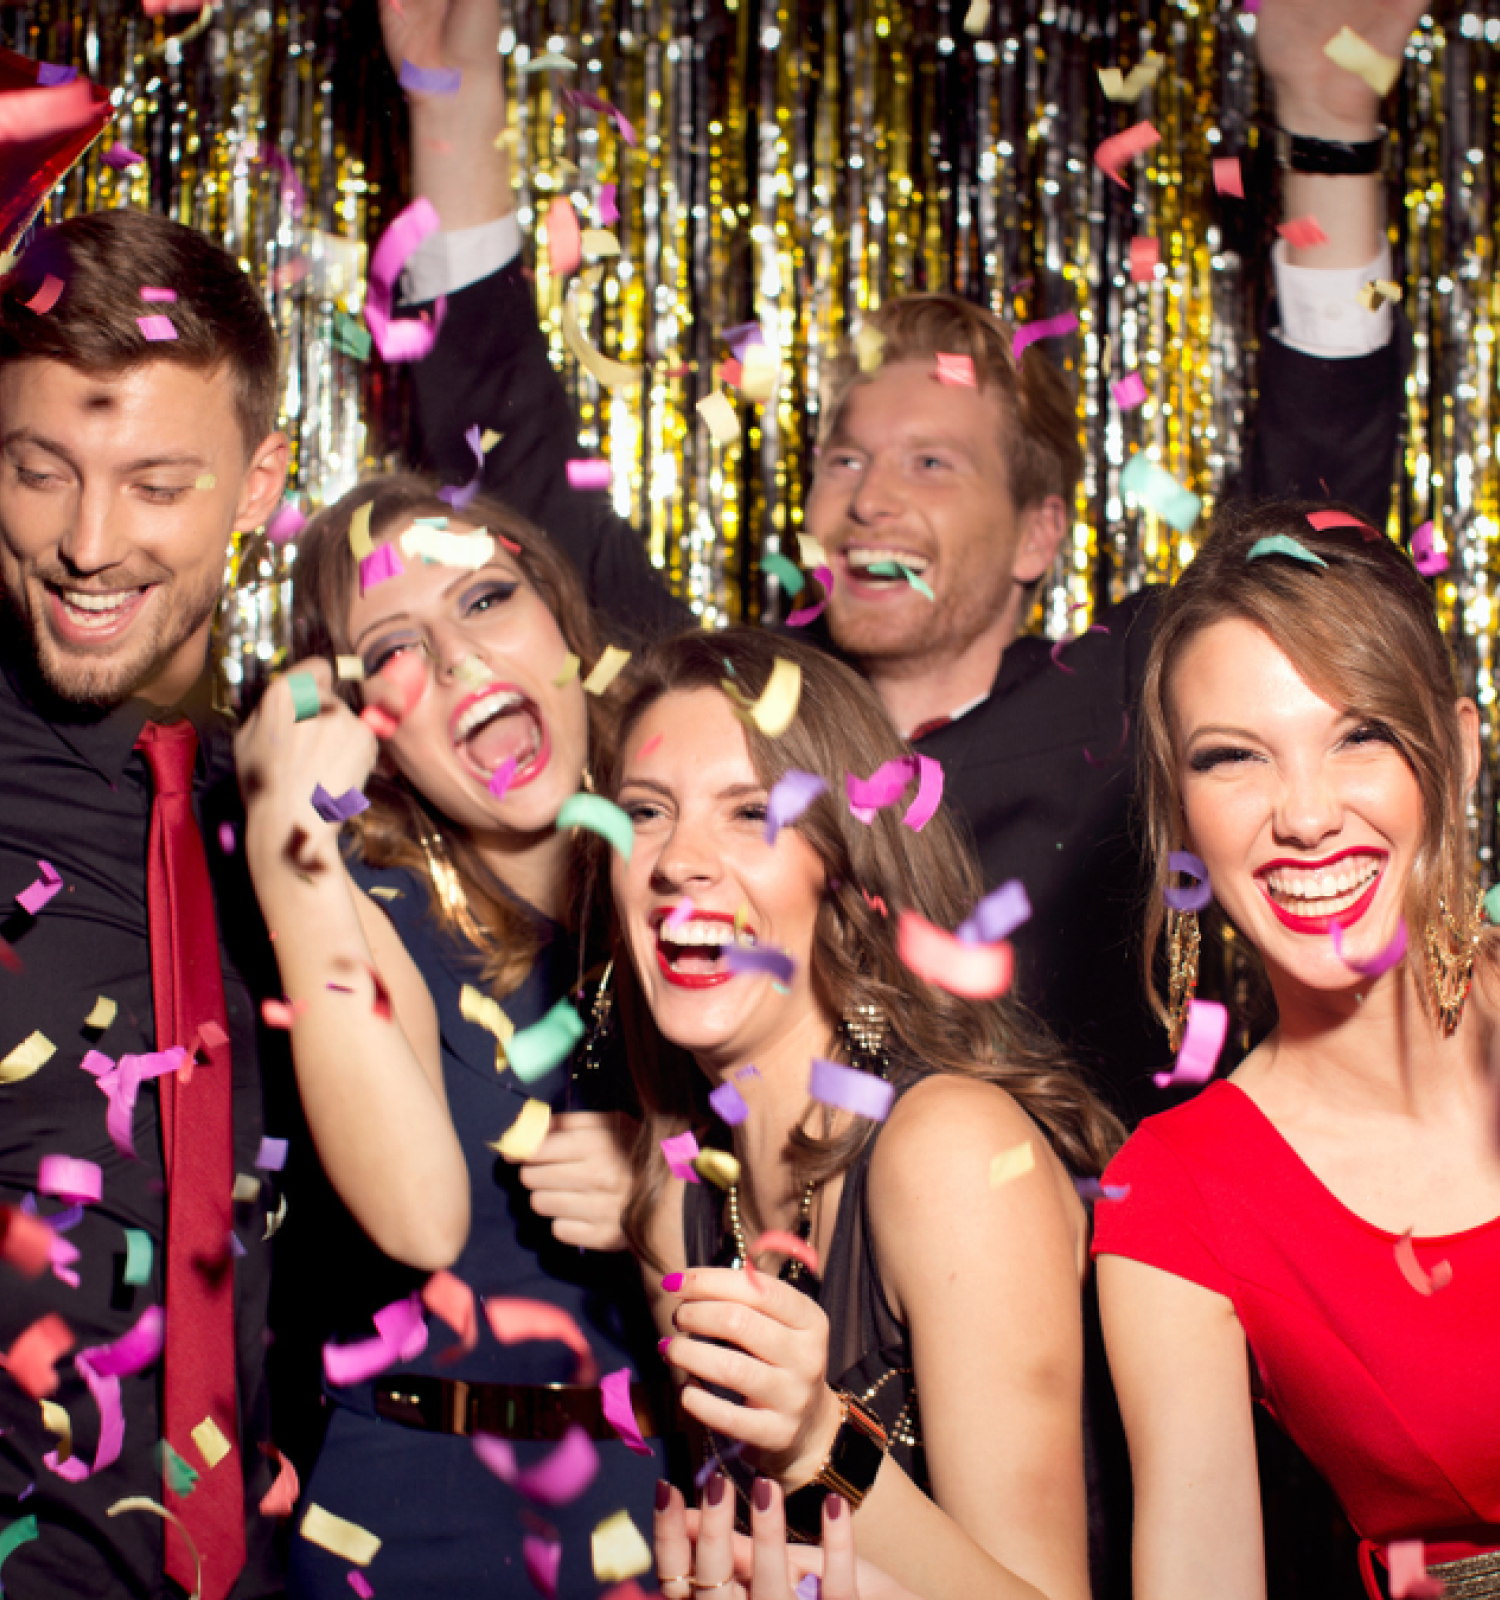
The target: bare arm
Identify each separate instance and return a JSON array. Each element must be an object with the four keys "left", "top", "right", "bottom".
[
  {"left": 1097, "top": 1254, "right": 1265, "bottom": 1600},
  {"left": 237, "top": 663, "right": 469, "bottom": 1269}
]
